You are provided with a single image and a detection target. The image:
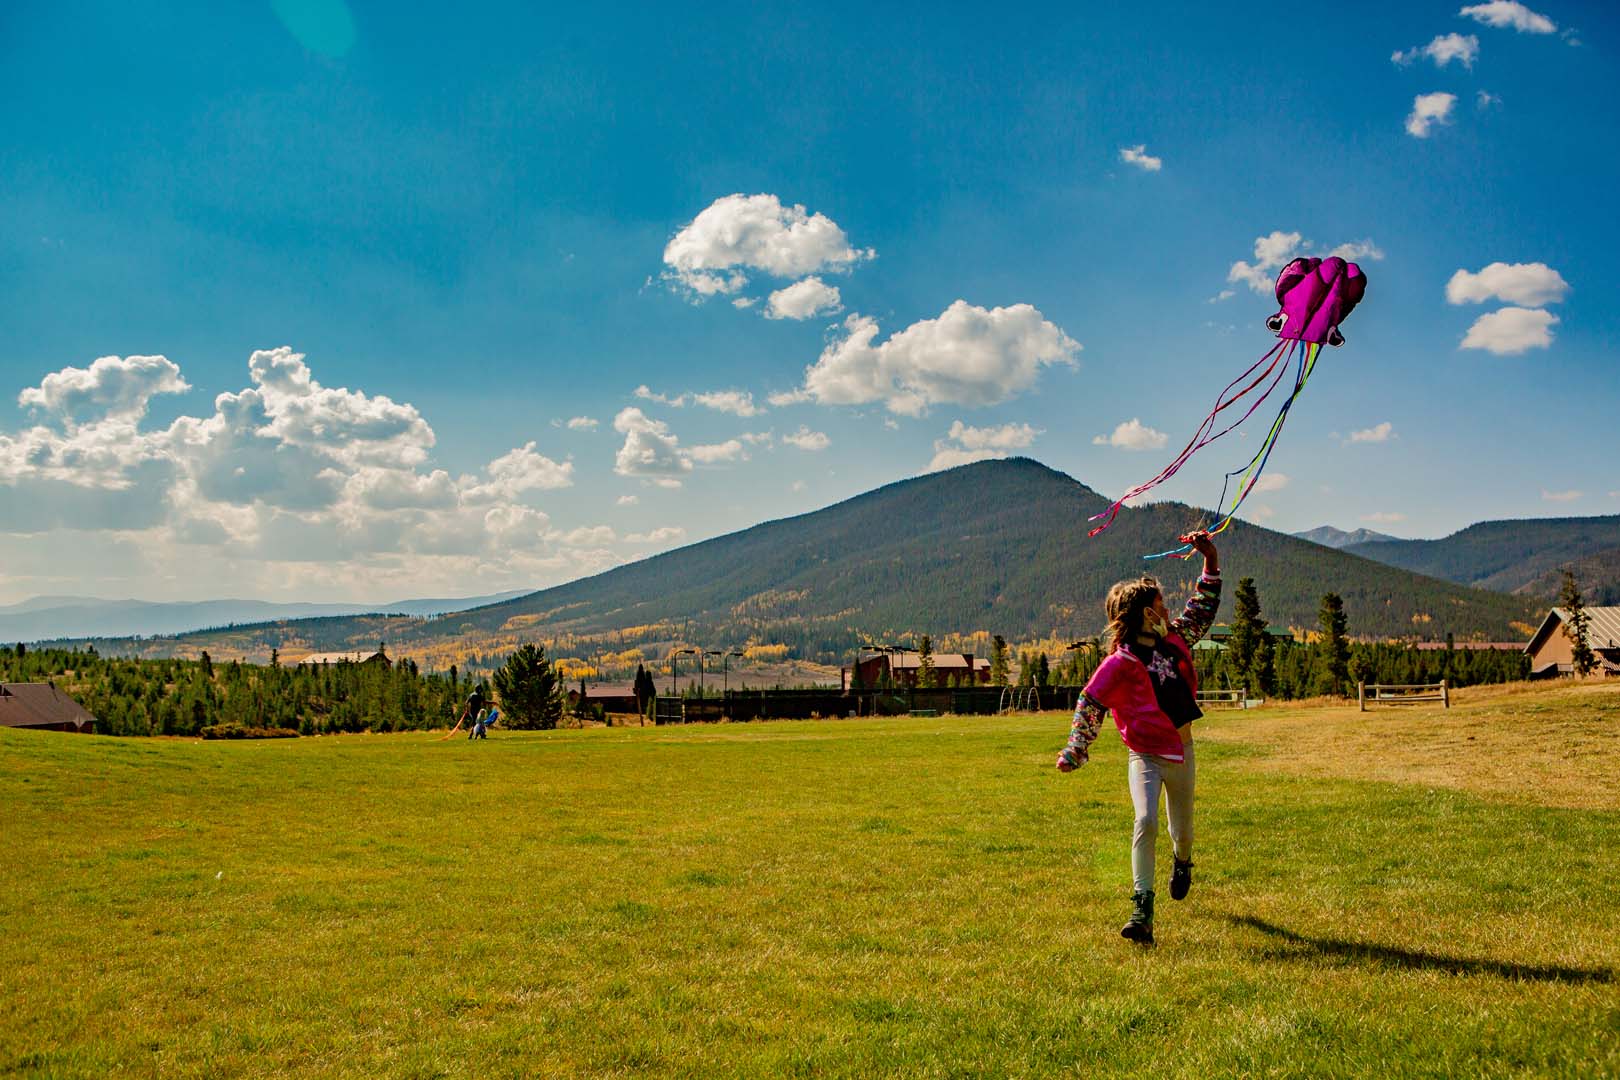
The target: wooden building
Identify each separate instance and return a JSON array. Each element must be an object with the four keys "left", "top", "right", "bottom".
[
  {"left": 844, "top": 649, "right": 991, "bottom": 690},
  {"left": 1523, "top": 606, "right": 1620, "bottom": 678},
  {"left": 0, "top": 682, "right": 99, "bottom": 733}
]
